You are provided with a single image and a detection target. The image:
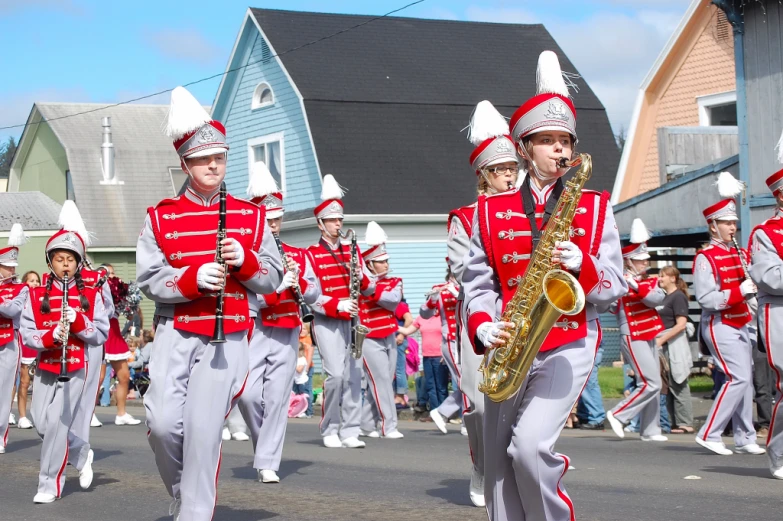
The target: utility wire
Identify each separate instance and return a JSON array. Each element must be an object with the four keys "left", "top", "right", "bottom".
[{"left": 0, "top": 0, "right": 425, "bottom": 132}]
